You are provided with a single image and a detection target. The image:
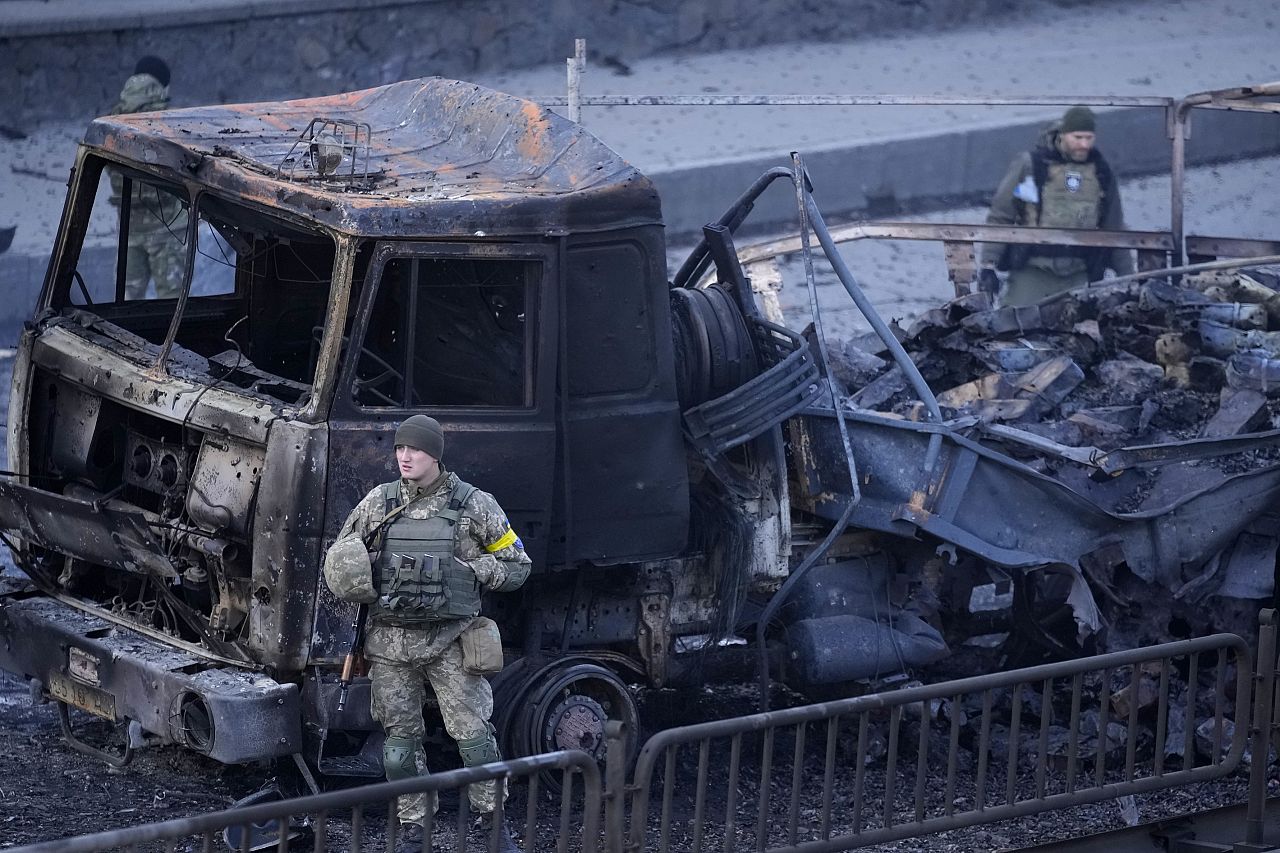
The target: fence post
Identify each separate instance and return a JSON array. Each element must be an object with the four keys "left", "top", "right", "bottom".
[
  {"left": 1246, "top": 608, "right": 1277, "bottom": 845},
  {"left": 566, "top": 38, "right": 586, "bottom": 124},
  {"left": 603, "top": 720, "right": 628, "bottom": 853}
]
